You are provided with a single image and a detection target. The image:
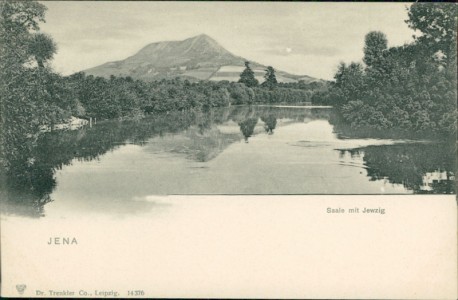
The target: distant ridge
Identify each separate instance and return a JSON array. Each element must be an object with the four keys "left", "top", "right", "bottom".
[{"left": 83, "top": 34, "right": 322, "bottom": 83}]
